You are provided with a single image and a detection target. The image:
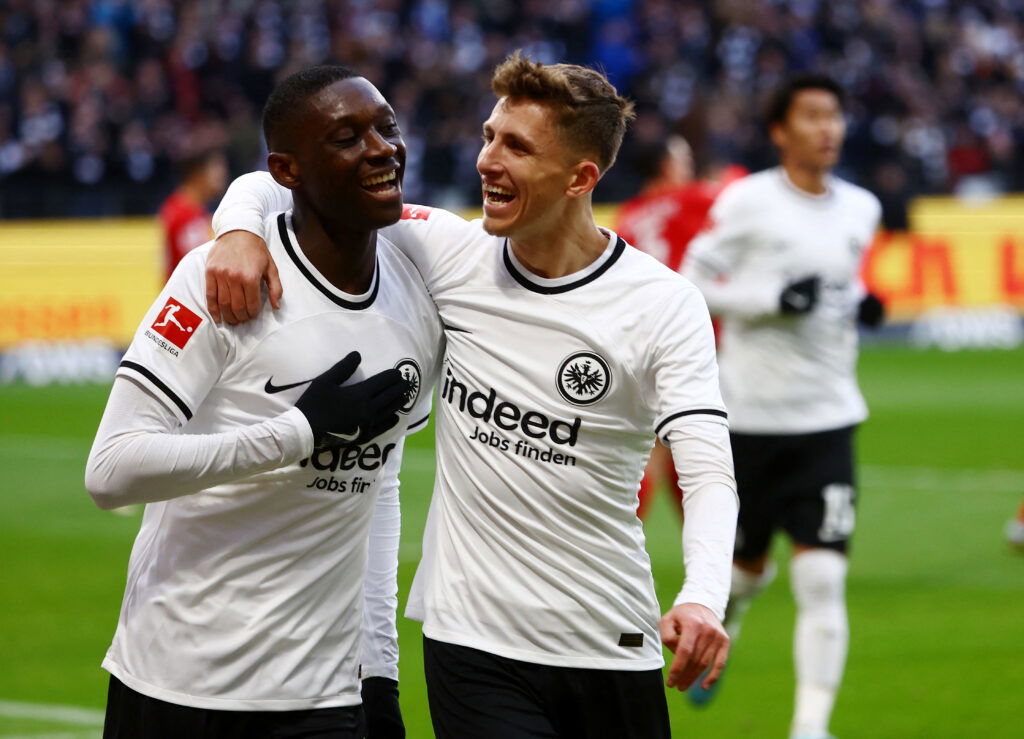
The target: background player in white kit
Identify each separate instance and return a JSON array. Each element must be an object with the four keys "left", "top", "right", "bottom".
[
  {"left": 84, "top": 66, "right": 442, "bottom": 738},
  {"left": 206, "top": 53, "right": 739, "bottom": 738},
  {"left": 681, "top": 74, "right": 885, "bottom": 739}
]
